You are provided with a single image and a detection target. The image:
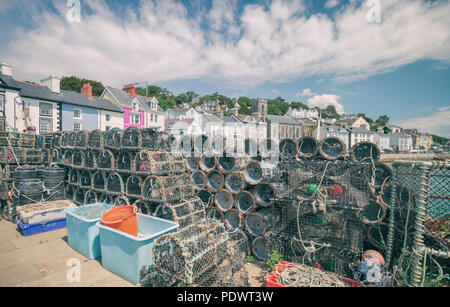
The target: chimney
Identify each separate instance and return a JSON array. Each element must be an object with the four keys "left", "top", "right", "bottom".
[
  {"left": 123, "top": 84, "right": 136, "bottom": 97},
  {"left": 81, "top": 83, "right": 92, "bottom": 98},
  {"left": 0, "top": 63, "right": 12, "bottom": 77},
  {"left": 41, "top": 75, "right": 60, "bottom": 94}
]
